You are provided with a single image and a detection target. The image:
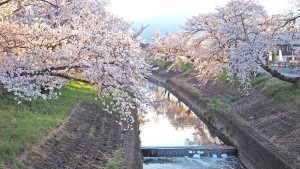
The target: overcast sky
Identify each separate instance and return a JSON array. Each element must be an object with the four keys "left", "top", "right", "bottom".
[{"left": 108, "top": 0, "right": 291, "bottom": 21}]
